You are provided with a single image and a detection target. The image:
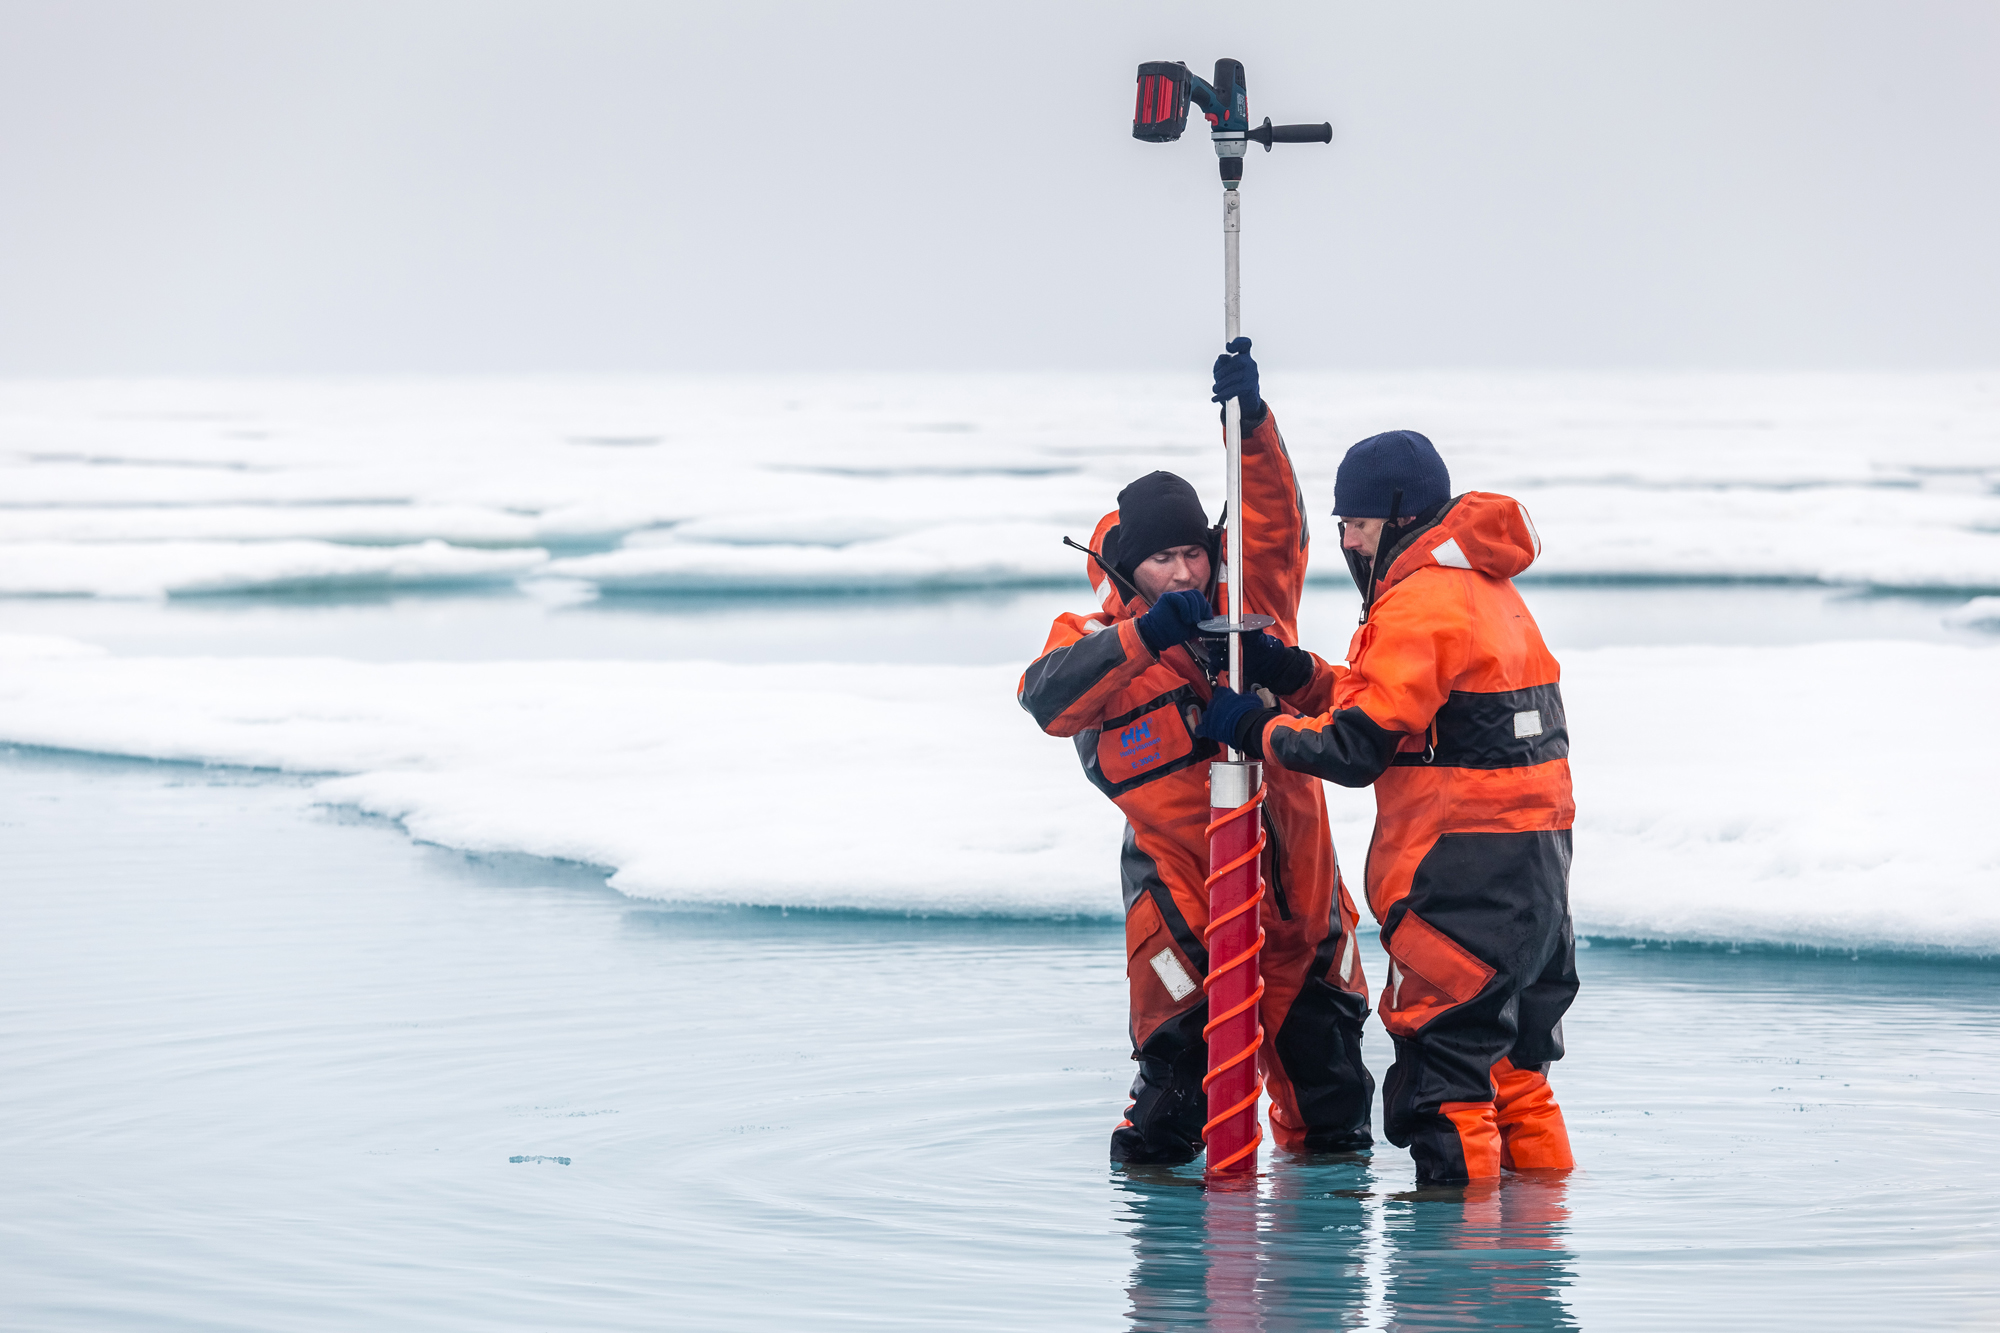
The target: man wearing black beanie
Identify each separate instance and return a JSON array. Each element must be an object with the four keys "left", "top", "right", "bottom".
[
  {"left": 1102, "top": 470, "right": 1214, "bottom": 602},
  {"left": 1196, "top": 430, "right": 1580, "bottom": 1188},
  {"left": 1019, "top": 340, "right": 1376, "bottom": 1166}
]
